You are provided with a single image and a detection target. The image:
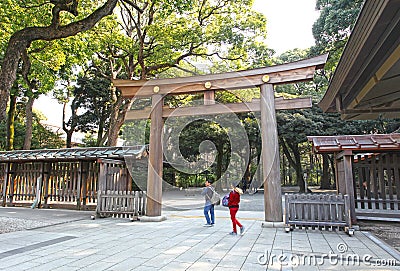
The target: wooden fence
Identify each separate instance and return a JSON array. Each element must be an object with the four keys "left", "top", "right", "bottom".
[
  {"left": 0, "top": 159, "right": 146, "bottom": 213},
  {"left": 0, "top": 161, "right": 98, "bottom": 209},
  {"left": 284, "top": 193, "right": 354, "bottom": 235},
  {"left": 353, "top": 153, "right": 400, "bottom": 212},
  {"left": 95, "top": 159, "right": 146, "bottom": 218},
  {"left": 96, "top": 190, "right": 146, "bottom": 218}
]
